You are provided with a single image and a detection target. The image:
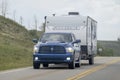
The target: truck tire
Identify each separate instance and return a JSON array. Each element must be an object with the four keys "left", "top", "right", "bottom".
[
  {"left": 75, "top": 63, "right": 80, "bottom": 67},
  {"left": 33, "top": 62, "right": 40, "bottom": 69},
  {"left": 68, "top": 56, "right": 75, "bottom": 69},
  {"left": 69, "top": 61, "right": 75, "bottom": 69},
  {"left": 89, "top": 55, "right": 94, "bottom": 65},
  {"left": 75, "top": 56, "right": 81, "bottom": 67},
  {"left": 43, "top": 64, "right": 49, "bottom": 67}
]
